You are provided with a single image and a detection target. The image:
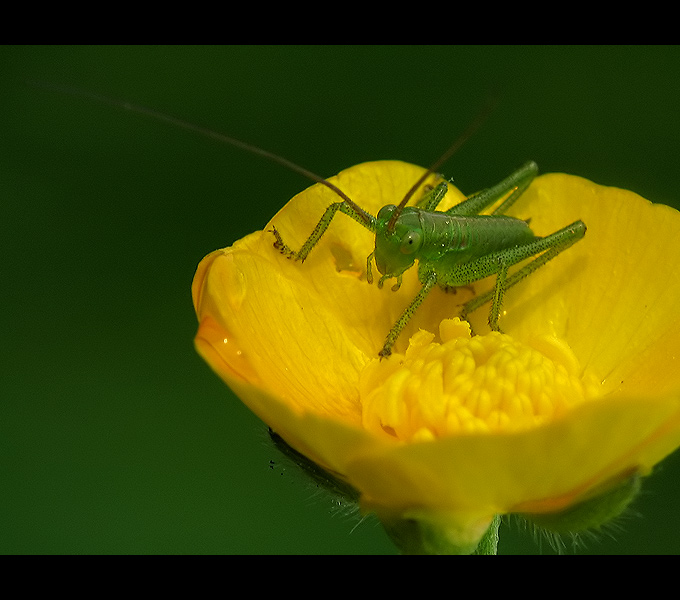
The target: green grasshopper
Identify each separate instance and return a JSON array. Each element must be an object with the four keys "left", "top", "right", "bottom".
[
  {"left": 272, "top": 160, "right": 586, "bottom": 357},
  {"left": 32, "top": 83, "right": 586, "bottom": 357}
]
